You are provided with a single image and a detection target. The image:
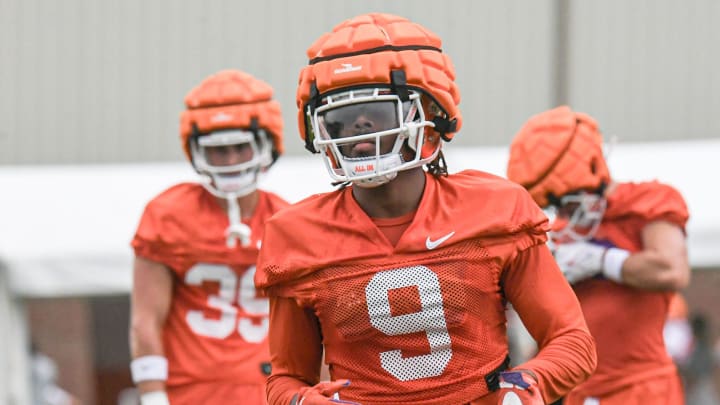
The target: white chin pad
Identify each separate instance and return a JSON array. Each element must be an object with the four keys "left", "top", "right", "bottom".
[
  {"left": 347, "top": 153, "right": 402, "bottom": 177},
  {"left": 212, "top": 172, "right": 256, "bottom": 195},
  {"left": 346, "top": 154, "right": 402, "bottom": 187}
]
